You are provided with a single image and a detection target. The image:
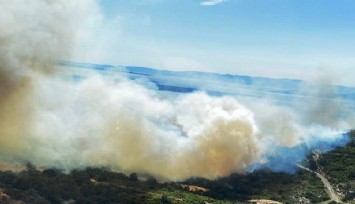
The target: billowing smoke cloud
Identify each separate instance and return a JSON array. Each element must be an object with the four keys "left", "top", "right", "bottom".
[
  {"left": 0, "top": 0, "right": 99, "bottom": 160},
  {"left": 0, "top": 0, "right": 352, "bottom": 180}
]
